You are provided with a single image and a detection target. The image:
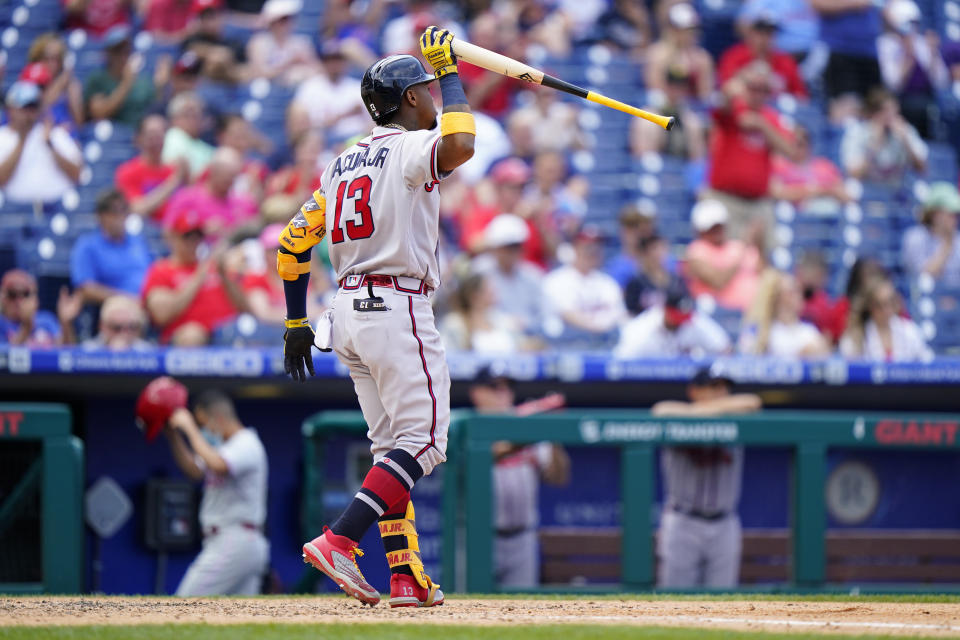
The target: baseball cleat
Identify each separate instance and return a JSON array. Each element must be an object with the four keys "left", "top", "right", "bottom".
[
  {"left": 303, "top": 528, "right": 380, "bottom": 605},
  {"left": 388, "top": 572, "right": 444, "bottom": 608}
]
